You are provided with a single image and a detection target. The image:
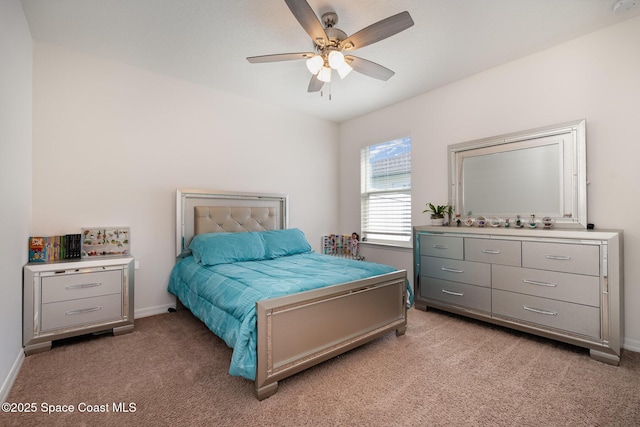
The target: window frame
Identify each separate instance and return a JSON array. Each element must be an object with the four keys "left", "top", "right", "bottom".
[{"left": 360, "top": 137, "right": 412, "bottom": 245}]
